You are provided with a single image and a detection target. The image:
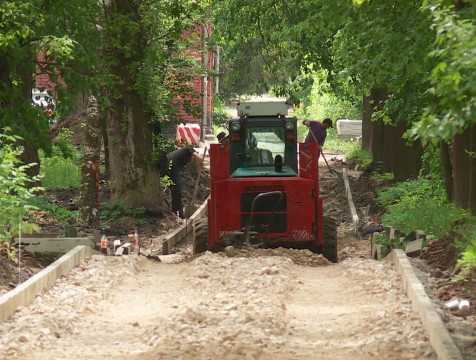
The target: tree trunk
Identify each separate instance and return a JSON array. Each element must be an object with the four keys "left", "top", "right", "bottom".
[
  {"left": 391, "top": 121, "right": 422, "bottom": 181},
  {"left": 440, "top": 140, "right": 453, "bottom": 202},
  {"left": 16, "top": 48, "right": 41, "bottom": 185},
  {"left": 362, "top": 89, "right": 422, "bottom": 180},
  {"left": 102, "top": 0, "right": 167, "bottom": 215},
  {"left": 452, "top": 128, "right": 471, "bottom": 209},
  {"left": 469, "top": 124, "right": 476, "bottom": 214},
  {"left": 361, "top": 89, "right": 387, "bottom": 164},
  {"left": 105, "top": 90, "right": 166, "bottom": 214},
  {"left": 78, "top": 95, "right": 102, "bottom": 227}
]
